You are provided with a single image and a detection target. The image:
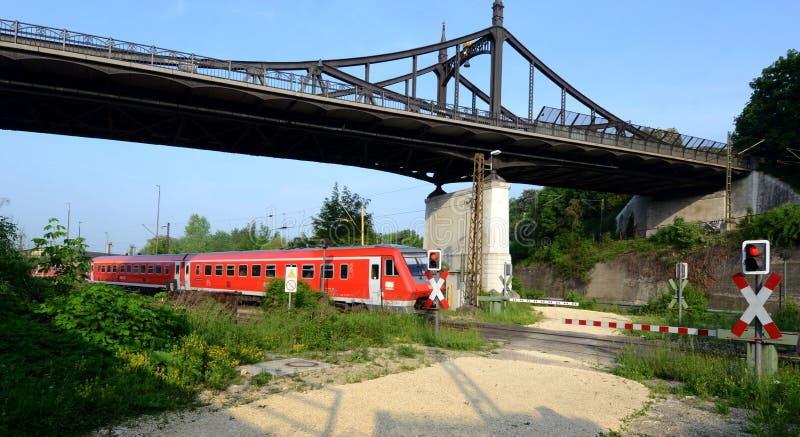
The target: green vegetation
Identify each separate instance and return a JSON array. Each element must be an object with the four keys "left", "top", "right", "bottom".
[
  {"left": 1, "top": 216, "right": 486, "bottom": 436},
  {"left": 734, "top": 49, "right": 800, "bottom": 191},
  {"left": 616, "top": 346, "right": 800, "bottom": 436},
  {"left": 311, "top": 182, "right": 374, "bottom": 246}
]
